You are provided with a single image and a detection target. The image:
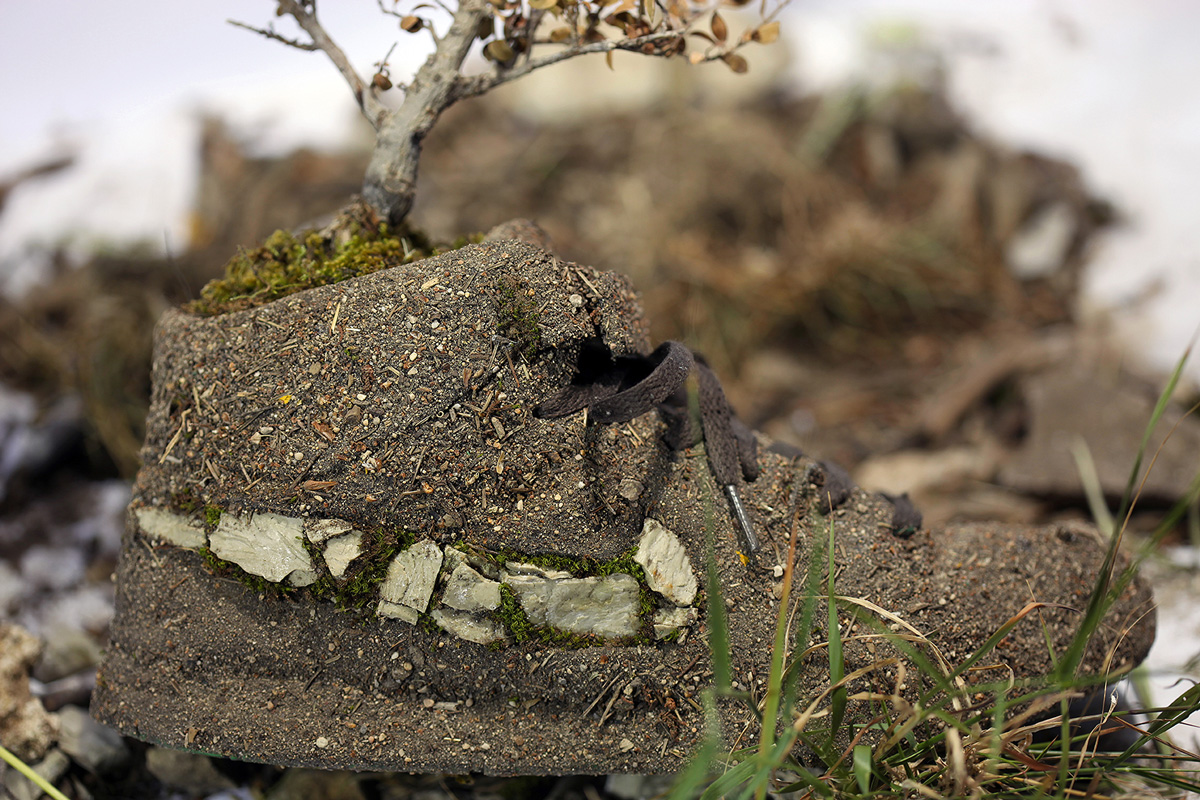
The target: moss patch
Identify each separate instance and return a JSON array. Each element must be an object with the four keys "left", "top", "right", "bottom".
[
  {"left": 307, "top": 527, "right": 415, "bottom": 611},
  {"left": 469, "top": 543, "right": 635, "bottom": 577},
  {"left": 494, "top": 584, "right": 604, "bottom": 648},
  {"left": 495, "top": 277, "right": 543, "bottom": 360},
  {"left": 474, "top": 545, "right": 654, "bottom": 646},
  {"left": 187, "top": 215, "right": 482, "bottom": 317},
  {"left": 203, "top": 504, "right": 222, "bottom": 533},
  {"left": 169, "top": 488, "right": 201, "bottom": 516}
]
